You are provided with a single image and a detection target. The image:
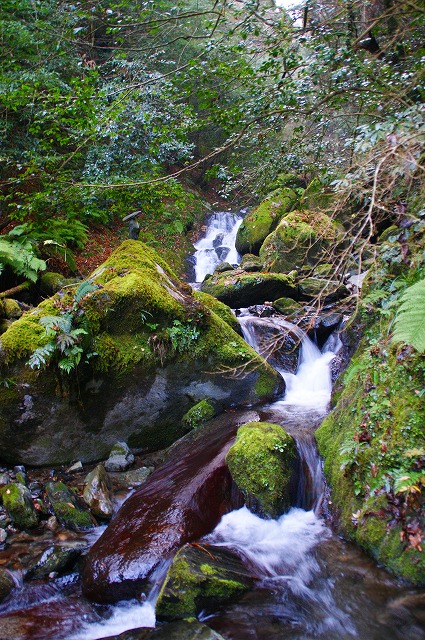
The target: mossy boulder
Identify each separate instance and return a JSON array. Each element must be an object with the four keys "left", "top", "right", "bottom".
[
  {"left": 272, "top": 297, "right": 304, "bottom": 317},
  {"left": 201, "top": 269, "right": 298, "bottom": 308},
  {"left": 0, "top": 483, "right": 39, "bottom": 530},
  {"left": 226, "top": 422, "right": 298, "bottom": 517},
  {"left": 316, "top": 321, "right": 425, "bottom": 584},
  {"left": 181, "top": 399, "right": 216, "bottom": 430},
  {"left": 235, "top": 188, "right": 298, "bottom": 255},
  {"left": 45, "top": 481, "right": 94, "bottom": 531},
  {"left": 2, "top": 299, "right": 22, "bottom": 320},
  {"left": 156, "top": 543, "right": 254, "bottom": 621},
  {"left": 259, "top": 210, "right": 344, "bottom": 274},
  {"left": 0, "top": 241, "right": 282, "bottom": 466}
]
